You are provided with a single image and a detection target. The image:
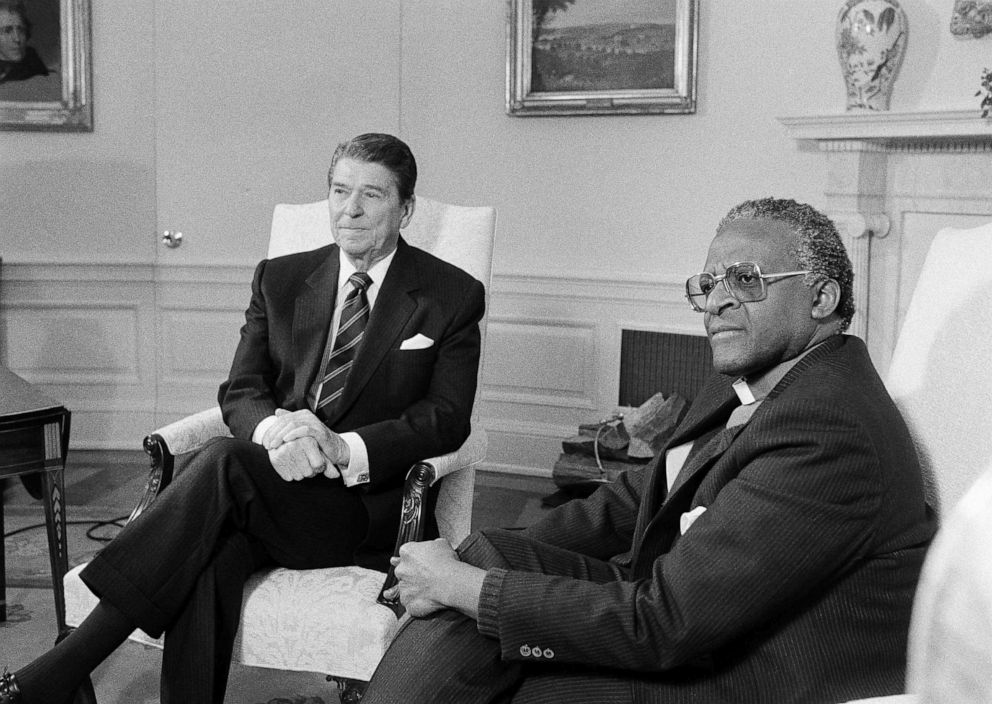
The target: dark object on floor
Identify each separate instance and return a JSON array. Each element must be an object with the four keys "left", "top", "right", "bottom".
[
  {"left": 552, "top": 453, "right": 642, "bottom": 487},
  {"left": 560, "top": 393, "right": 688, "bottom": 465},
  {"left": 561, "top": 418, "right": 633, "bottom": 461},
  {"left": 20, "top": 474, "right": 43, "bottom": 500},
  {"left": 547, "top": 392, "right": 688, "bottom": 507},
  {"left": 0, "top": 461, "right": 45, "bottom": 501}
]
